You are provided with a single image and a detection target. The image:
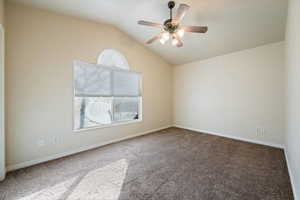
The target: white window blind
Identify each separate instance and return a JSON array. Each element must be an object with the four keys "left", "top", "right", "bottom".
[
  {"left": 113, "top": 71, "right": 141, "bottom": 97},
  {"left": 74, "top": 61, "right": 141, "bottom": 97},
  {"left": 74, "top": 61, "right": 112, "bottom": 97}
]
